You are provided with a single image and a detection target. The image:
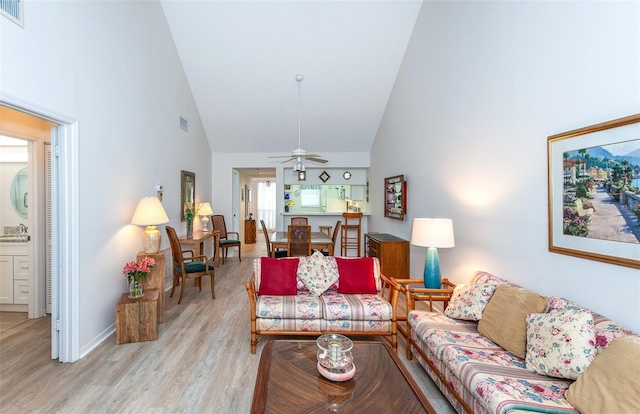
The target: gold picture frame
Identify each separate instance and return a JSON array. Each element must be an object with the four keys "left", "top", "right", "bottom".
[
  {"left": 547, "top": 114, "right": 640, "bottom": 268},
  {"left": 180, "top": 170, "right": 195, "bottom": 221}
]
